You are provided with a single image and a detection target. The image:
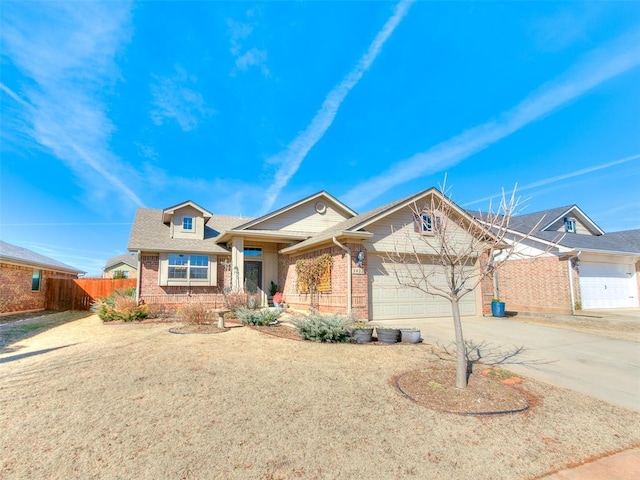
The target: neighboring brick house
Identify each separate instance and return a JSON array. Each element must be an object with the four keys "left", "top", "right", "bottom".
[
  {"left": 103, "top": 253, "right": 138, "bottom": 279},
  {"left": 486, "top": 206, "right": 640, "bottom": 314},
  {"left": 0, "top": 240, "right": 84, "bottom": 315},
  {"left": 128, "top": 189, "right": 491, "bottom": 320}
]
